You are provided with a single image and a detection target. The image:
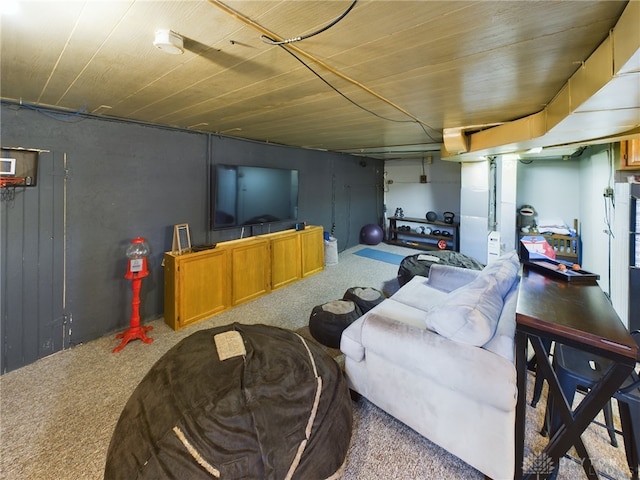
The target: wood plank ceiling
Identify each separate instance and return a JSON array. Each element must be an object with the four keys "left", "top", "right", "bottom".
[{"left": 1, "top": 0, "right": 636, "bottom": 160}]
